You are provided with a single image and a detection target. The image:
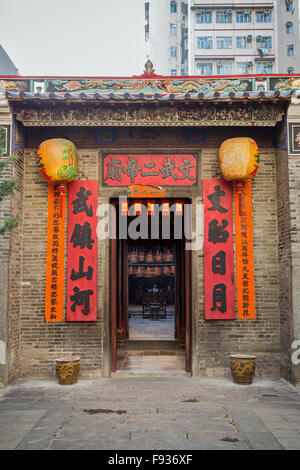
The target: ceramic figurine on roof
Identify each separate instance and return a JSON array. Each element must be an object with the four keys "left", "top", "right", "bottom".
[{"left": 144, "top": 59, "right": 155, "bottom": 74}]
